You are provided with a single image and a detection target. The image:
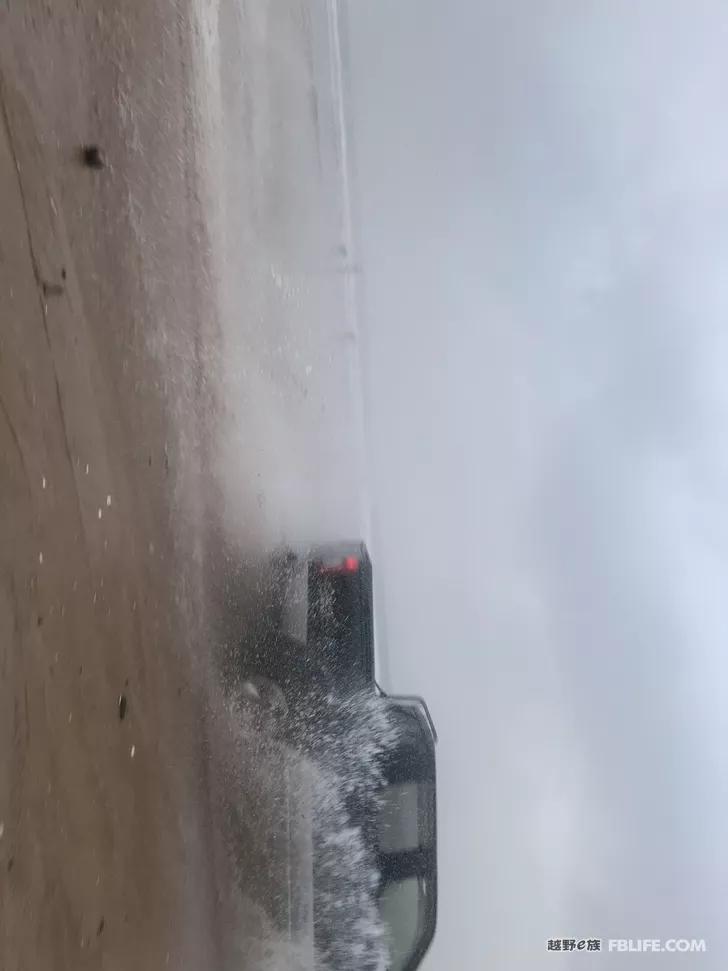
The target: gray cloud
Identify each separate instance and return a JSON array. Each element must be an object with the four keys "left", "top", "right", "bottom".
[{"left": 346, "top": 0, "right": 728, "bottom": 965}]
